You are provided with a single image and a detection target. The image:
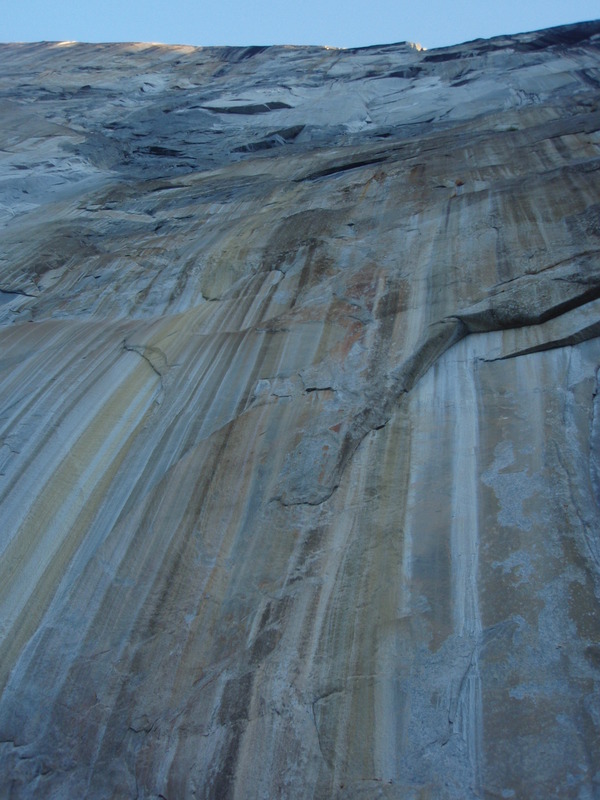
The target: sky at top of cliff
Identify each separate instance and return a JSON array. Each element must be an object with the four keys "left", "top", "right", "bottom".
[{"left": 2, "top": 0, "right": 599, "bottom": 49}]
